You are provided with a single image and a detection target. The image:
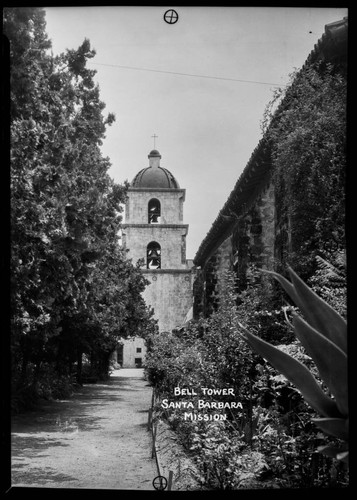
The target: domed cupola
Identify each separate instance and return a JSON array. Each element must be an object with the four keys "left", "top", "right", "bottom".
[
  {"left": 148, "top": 149, "right": 161, "bottom": 157},
  {"left": 131, "top": 150, "right": 180, "bottom": 189}
]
